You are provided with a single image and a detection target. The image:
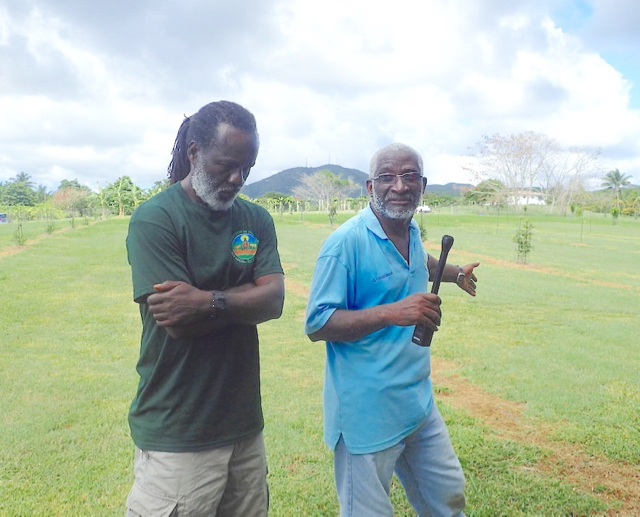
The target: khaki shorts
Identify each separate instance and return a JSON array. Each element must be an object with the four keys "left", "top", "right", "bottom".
[{"left": 126, "top": 432, "right": 268, "bottom": 517}]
